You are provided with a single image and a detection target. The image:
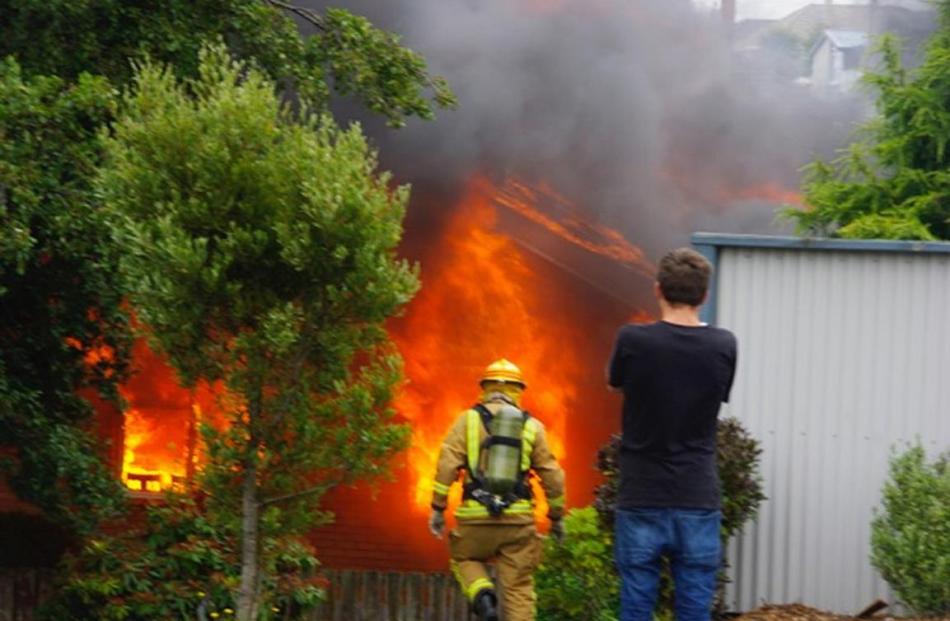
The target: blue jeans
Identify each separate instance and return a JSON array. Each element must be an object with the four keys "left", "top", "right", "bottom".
[{"left": 615, "top": 507, "right": 722, "bottom": 621}]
